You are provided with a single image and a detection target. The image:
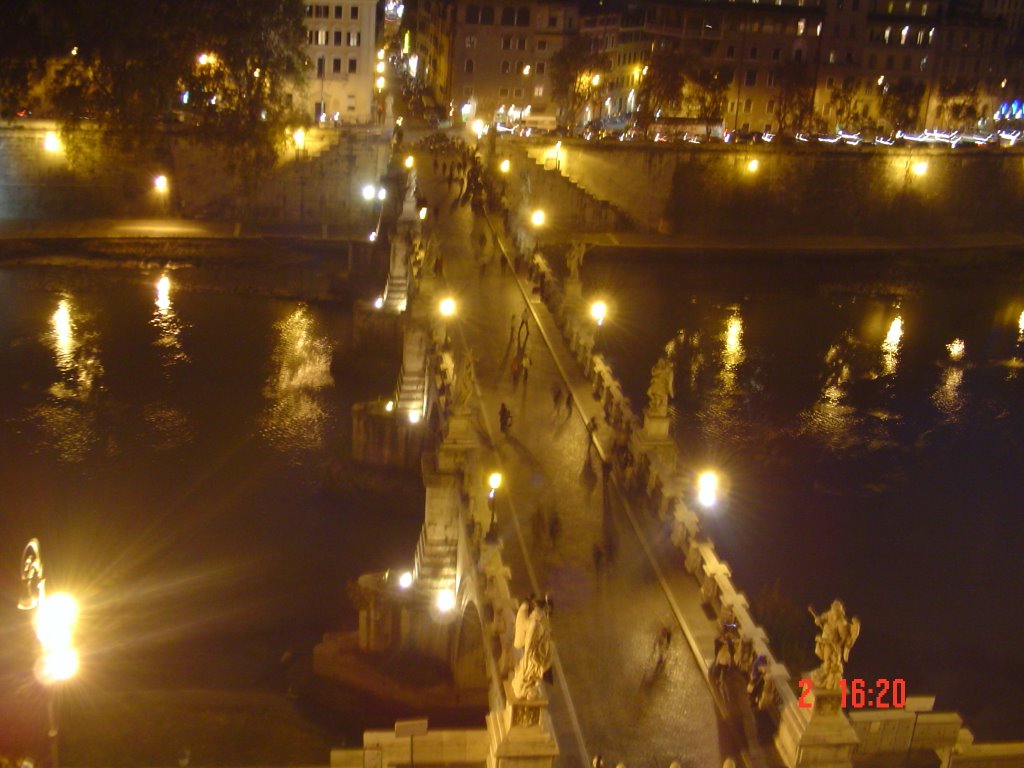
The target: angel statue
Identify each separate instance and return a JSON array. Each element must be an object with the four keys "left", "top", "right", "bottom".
[
  {"left": 808, "top": 600, "right": 861, "bottom": 689},
  {"left": 645, "top": 355, "right": 675, "bottom": 417},
  {"left": 565, "top": 241, "right": 586, "bottom": 282},
  {"left": 511, "top": 597, "right": 553, "bottom": 700},
  {"left": 451, "top": 354, "right": 477, "bottom": 411}
]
